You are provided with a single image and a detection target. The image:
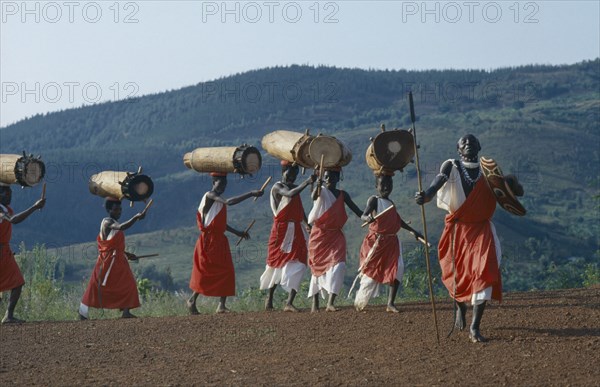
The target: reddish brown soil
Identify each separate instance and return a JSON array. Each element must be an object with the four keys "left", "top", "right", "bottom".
[{"left": 1, "top": 288, "right": 599, "bottom": 386}]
